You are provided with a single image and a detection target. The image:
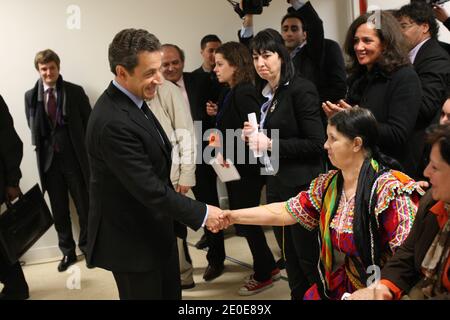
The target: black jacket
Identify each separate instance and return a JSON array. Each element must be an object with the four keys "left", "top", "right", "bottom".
[
  {"left": 85, "top": 82, "right": 206, "bottom": 272},
  {"left": 215, "top": 82, "right": 262, "bottom": 177},
  {"left": 289, "top": 2, "right": 347, "bottom": 103},
  {"left": 25, "top": 78, "right": 91, "bottom": 192},
  {"left": 347, "top": 65, "right": 422, "bottom": 176},
  {"left": 413, "top": 38, "right": 450, "bottom": 129},
  {"left": 0, "top": 95, "right": 23, "bottom": 205},
  {"left": 263, "top": 76, "right": 325, "bottom": 188}
]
